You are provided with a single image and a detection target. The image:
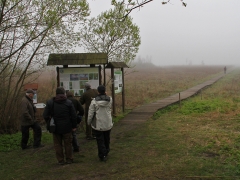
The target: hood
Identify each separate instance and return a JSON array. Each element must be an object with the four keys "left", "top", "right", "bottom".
[
  {"left": 95, "top": 95, "right": 111, "bottom": 107},
  {"left": 54, "top": 94, "right": 67, "bottom": 103}
]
